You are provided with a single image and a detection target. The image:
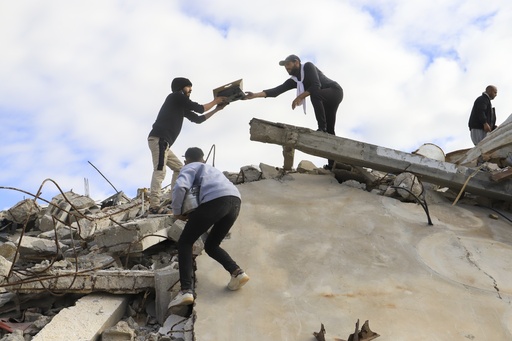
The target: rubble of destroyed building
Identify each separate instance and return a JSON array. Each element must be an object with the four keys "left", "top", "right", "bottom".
[
  {"left": 0, "top": 153, "right": 510, "bottom": 340},
  {"left": 1, "top": 116, "right": 512, "bottom": 340}
]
